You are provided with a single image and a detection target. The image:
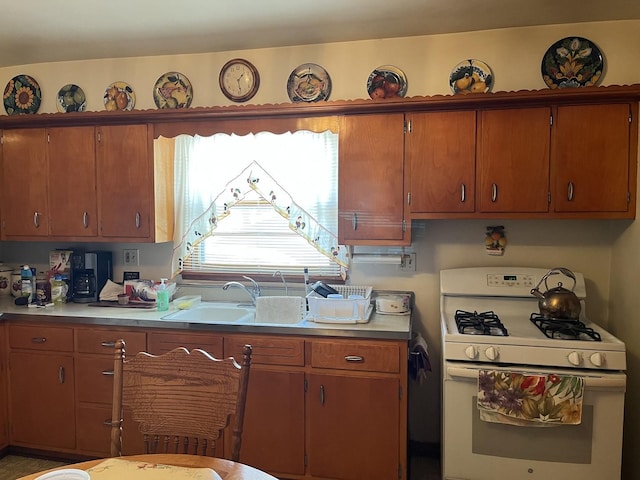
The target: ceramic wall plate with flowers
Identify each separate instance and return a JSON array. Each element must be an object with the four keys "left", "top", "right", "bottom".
[
  {"left": 3, "top": 74, "right": 42, "bottom": 115},
  {"left": 541, "top": 37, "right": 604, "bottom": 89}
]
